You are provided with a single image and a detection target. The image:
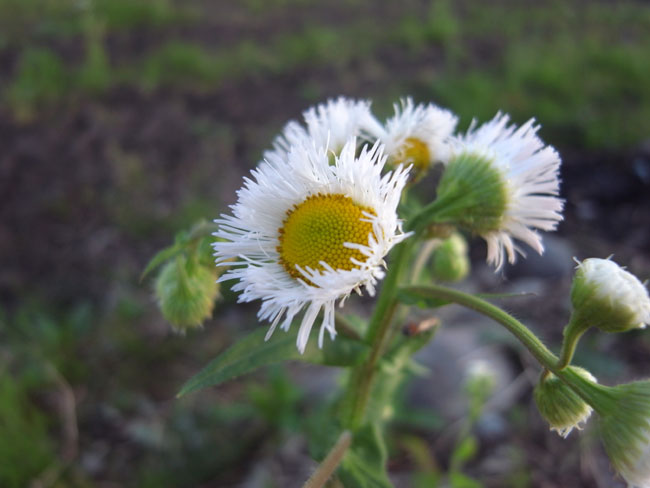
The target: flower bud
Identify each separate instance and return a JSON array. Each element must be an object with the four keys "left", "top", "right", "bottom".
[
  {"left": 534, "top": 367, "right": 595, "bottom": 438},
  {"left": 155, "top": 255, "right": 219, "bottom": 332},
  {"left": 597, "top": 381, "right": 650, "bottom": 488},
  {"left": 431, "top": 233, "right": 470, "bottom": 282},
  {"left": 433, "top": 152, "right": 509, "bottom": 235},
  {"left": 571, "top": 258, "right": 650, "bottom": 333}
]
